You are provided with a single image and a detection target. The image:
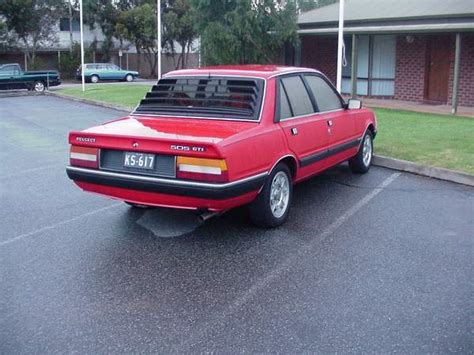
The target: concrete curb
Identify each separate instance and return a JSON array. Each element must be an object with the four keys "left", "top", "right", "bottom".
[
  {"left": 45, "top": 91, "right": 131, "bottom": 113},
  {"left": 373, "top": 155, "right": 474, "bottom": 187},
  {"left": 0, "top": 91, "right": 45, "bottom": 98}
]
